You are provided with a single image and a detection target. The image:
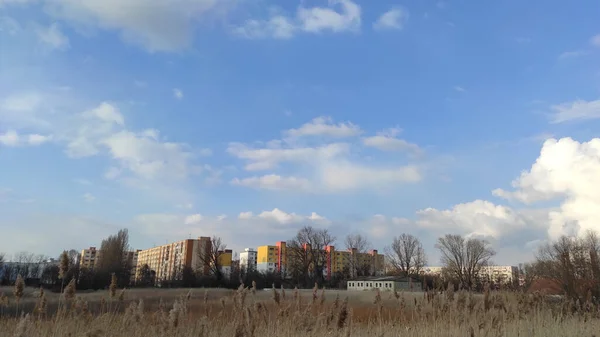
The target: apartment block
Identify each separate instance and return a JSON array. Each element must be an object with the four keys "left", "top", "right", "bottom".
[
  {"left": 135, "top": 236, "right": 212, "bottom": 285},
  {"left": 239, "top": 248, "right": 257, "bottom": 272},
  {"left": 257, "top": 241, "right": 287, "bottom": 275},
  {"left": 80, "top": 247, "right": 99, "bottom": 269},
  {"left": 218, "top": 249, "right": 233, "bottom": 279},
  {"left": 324, "top": 246, "right": 386, "bottom": 280},
  {"left": 421, "top": 265, "right": 519, "bottom": 284},
  {"left": 80, "top": 247, "right": 141, "bottom": 274}
]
